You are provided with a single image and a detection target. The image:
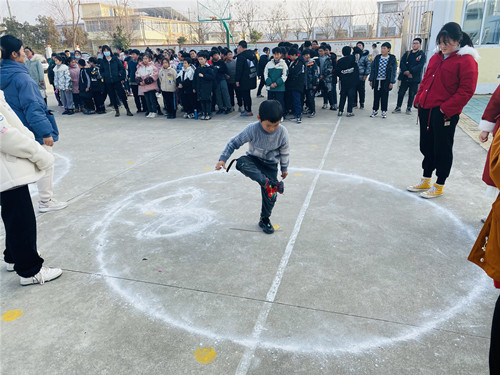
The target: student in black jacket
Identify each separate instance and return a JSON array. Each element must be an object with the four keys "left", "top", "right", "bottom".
[
  {"left": 99, "top": 45, "right": 133, "bottom": 117},
  {"left": 77, "top": 59, "right": 95, "bottom": 114},
  {"left": 235, "top": 40, "right": 258, "bottom": 116},
  {"left": 336, "top": 46, "right": 359, "bottom": 117},
  {"left": 256, "top": 47, "right": 270, "bottom": 97},
  {"left": 286, "top": 48, "right": 305, "bottom": 124},
  {"left": 193, "top": 51, "right": 216, "bottom": 120}
]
